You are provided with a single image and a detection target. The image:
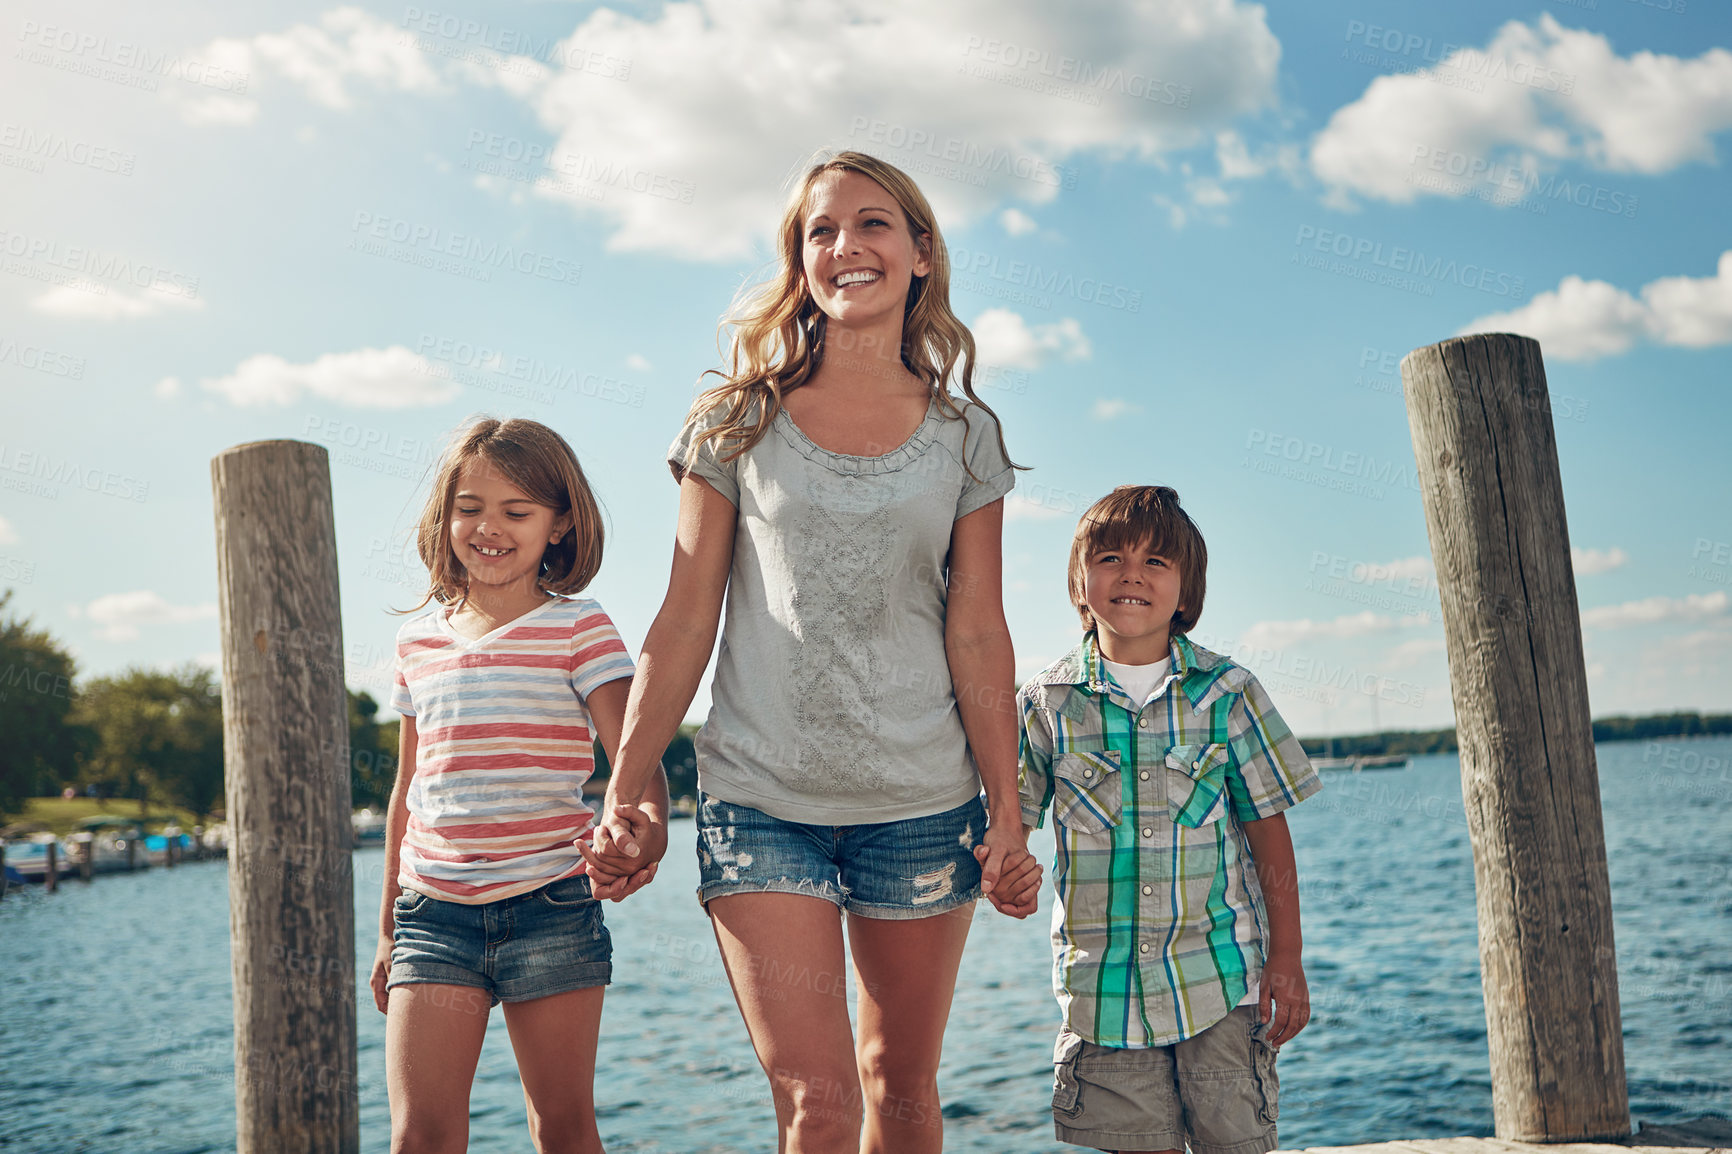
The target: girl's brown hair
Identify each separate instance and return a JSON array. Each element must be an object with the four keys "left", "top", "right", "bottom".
[
  {"left": 409, "top": 417, "right": 604, "bottom": 610},
  {"left": 677, "top": 148, "right": 1019, "bottom": 474},
  {"left": 1068, "top": 486, "right": 1208, "bottom": 635}
]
